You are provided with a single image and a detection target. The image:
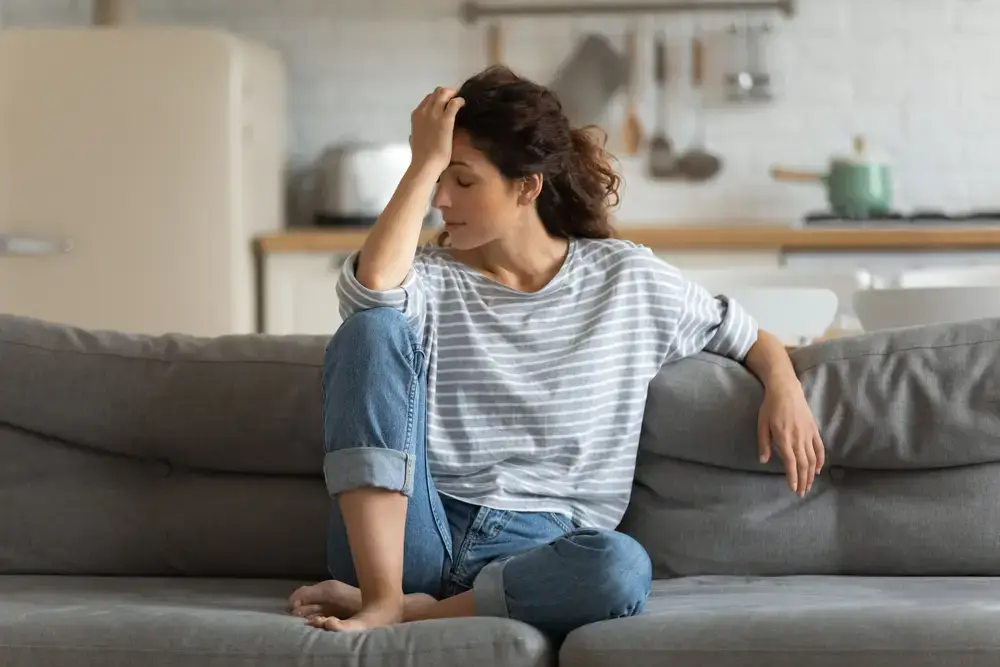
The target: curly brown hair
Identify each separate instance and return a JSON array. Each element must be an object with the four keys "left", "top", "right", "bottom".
[{"left": 443, "top": 65, "right": 621, "bottom": 243}]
